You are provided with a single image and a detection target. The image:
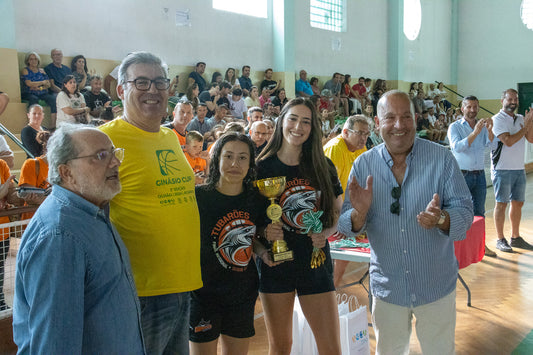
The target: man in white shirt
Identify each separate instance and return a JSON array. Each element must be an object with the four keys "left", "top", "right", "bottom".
[{"left": 491, "top": 89, "right": 533, "bottom": 252}]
